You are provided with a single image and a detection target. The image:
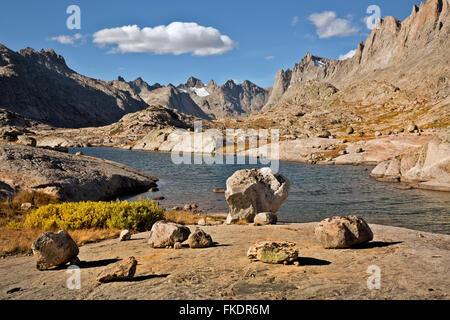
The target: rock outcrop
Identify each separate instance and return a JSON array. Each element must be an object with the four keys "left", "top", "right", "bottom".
[
  {"left": 147, "top": 221, "right": 191, "bottom": 248},
  {"left": 31, "top": 230, "right": 79, "bottom": 270},
  {"left": 315, "top": 216, "right": 374, "bottom": 249},
  {"left": 225, "top": 168, "right": 290, "bottom": 223},
  {"left": 0, "top": 143, "right": 158, "bottom": 201},
  {"left": 370, "top": 129, "right": 450, "bottom": 191},
  {"left": 247, "top": 241, "right": 298, "bottom": 264}
]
